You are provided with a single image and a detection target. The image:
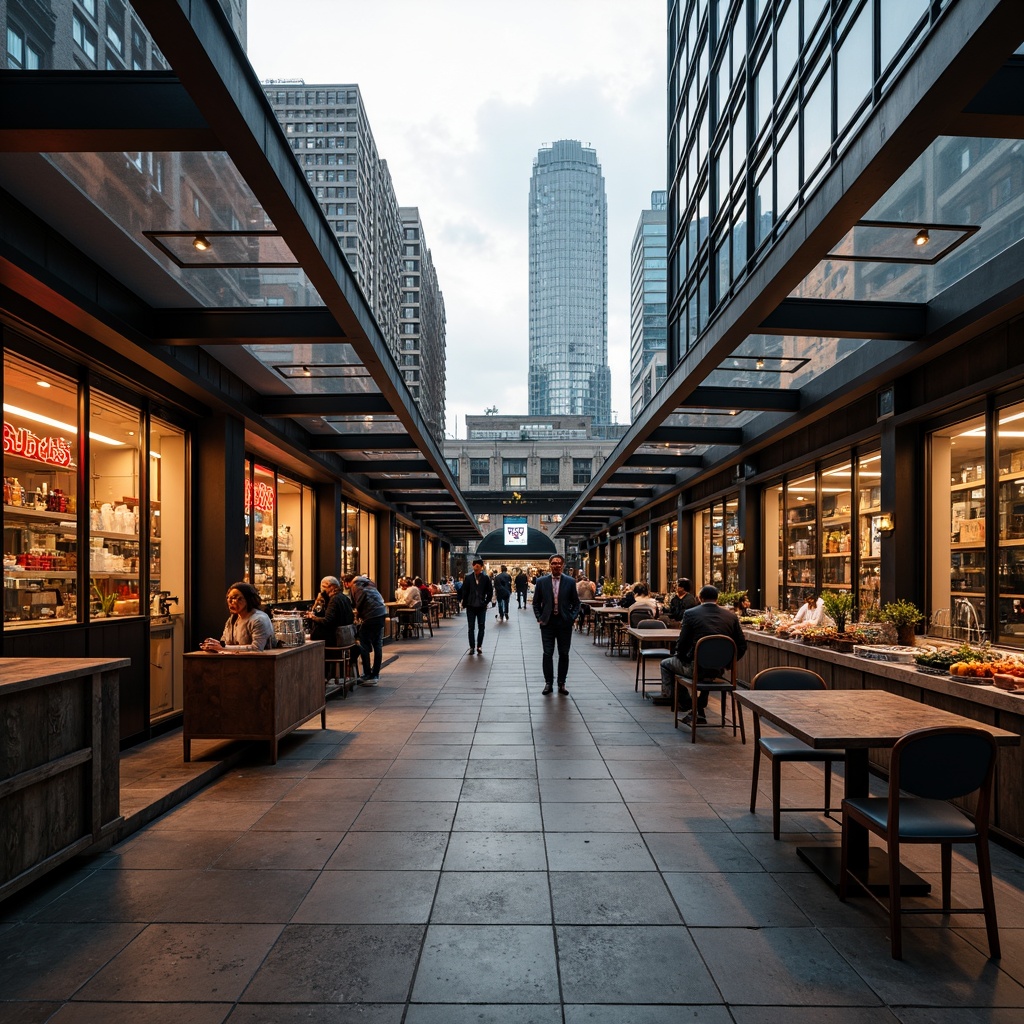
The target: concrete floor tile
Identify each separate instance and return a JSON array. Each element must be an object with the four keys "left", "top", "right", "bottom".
[
  {"left": 227, "top": 1006, "right": 402, "bottom": 1024},
  {"left": 454, "top": 801, "right": 544, "bottom": 832},
  {"left": 556, "top": 925, "right": 719, "bottom": 1004},
  {"left": 405, "top": 1006, "right": 561, "bottom": 1024},
  {"left": 76, "top": 922, "right": 282, "bottom": 1002},
  {"left": 384, "top": 759, "right": 468, "bottom": 778},
  {"left": 541, "top": 803, "right": 637, "bottom": 833},
  {"left": 664, "top": 870, "right": 810, "bottom": 927},
  {"left": 545, "top": 833, "right": 656, "bottom": 871},
  {"left": 692, "top": 927, "right": 882, "bottom": 1006},
  {"left": 443, "top": 832, "right": 548, "bottom": 871},
  {"left": 539, "top": 780, "right": 623, "bottom": 803},
  {"left": 45, "top": 1003, "right": 232, "bottom": 1024},
  {"left": 432, "top": 871, "right": 552, "bottom": 923},
  {"left": 550, "top": 872, "right": 681, "bottom": 924},
  {"left": 644, "top": 831, "right": 766, "bottom": 872},
  {"left": 102, "top": 830, "right": 242, "bottom": 870},
  {"left": 371, "top": 777, "right": 464, "bottom": 801},
  {"left": 212, "top": 831, "right": 343, "bottom": 871},
  {"left": 460, "top": 778, "right": 541, "bottom": 802},
  {"left": 564, "top": 1007, "right": 733, "bottom": 1024},
  {"left": 536, "top": 760, "right": 611, "bottom": 779},
  {"left": 352, "top": 801, "right": 457, "bottom": 832},
  {"left": 253, "top": 798, "right": 365, "bottom": 832},
  {"left": 628, "top": 804, "right": 729, "bottom": 832},
  {"left": 465, "top": 760, "right": 538, "bottom": 779},
  {"left": 293, "top": 869, "right": 438, "bottom": 923},
  {"left": 243, "top": 924, "right": 423, "bottom": 1003},
  {"left": 412, "top": 924, "right": 559, "bottom": 1003},
  {"left": 326, "top": 831, "right": 449, "bottom": 871}
]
